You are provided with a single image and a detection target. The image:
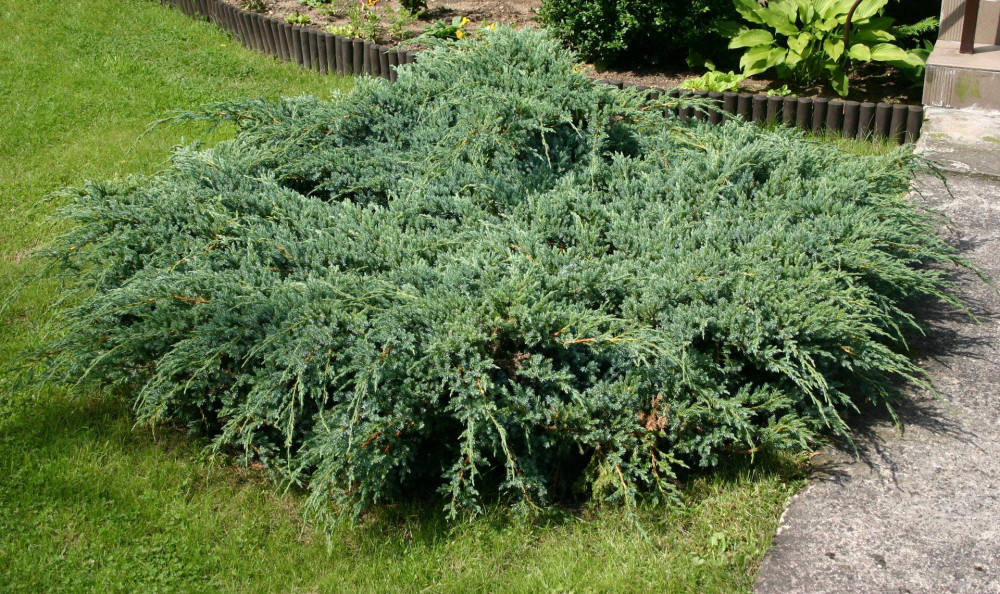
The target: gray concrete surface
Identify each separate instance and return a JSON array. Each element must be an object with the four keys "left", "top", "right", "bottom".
[
  {"left": 755, "top": 108, "right": 1000, "bottom": 594},
  {"left": 924, "top": 42, "right": 1000, "bottom": 111},
  {"left": 918, "top": 107, "right": 1000, "bottom": 177}
]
